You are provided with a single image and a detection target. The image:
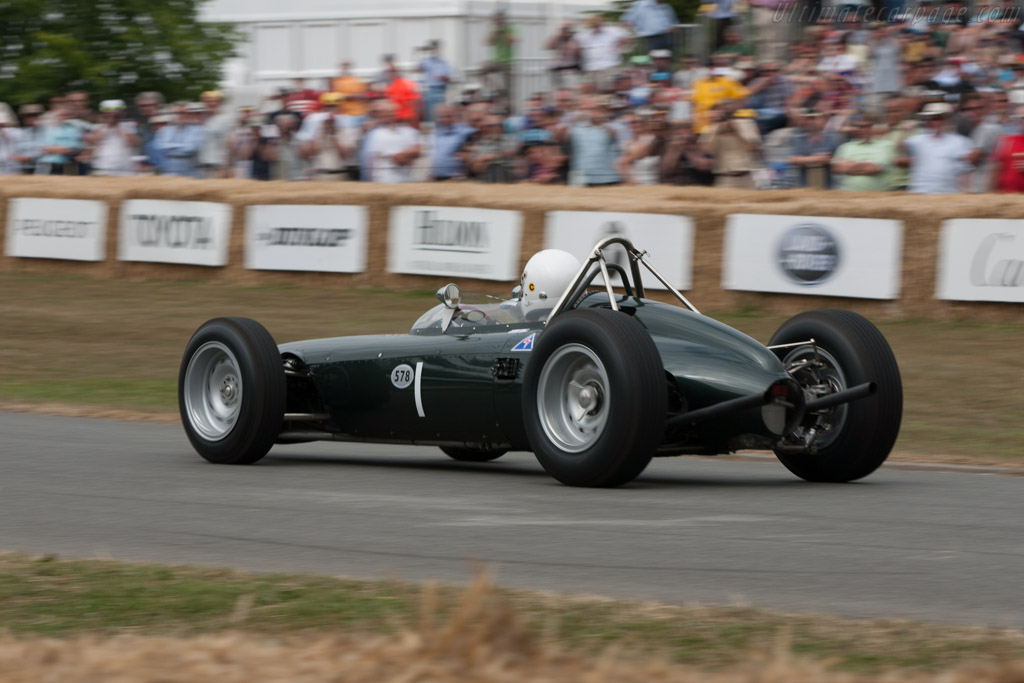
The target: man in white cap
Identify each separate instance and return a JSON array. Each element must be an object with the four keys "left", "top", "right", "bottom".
[
  {"left": 900, "top": 102, "right": 976, "bottom": 194},
  {"left": 84, "top": 100, "right": 140, "bottom": 176}
]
